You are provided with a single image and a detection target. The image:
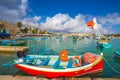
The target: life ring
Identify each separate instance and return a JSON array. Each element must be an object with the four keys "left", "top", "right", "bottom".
[{"left": 72, "top": 56, "right": 82, "bottom": 67}]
